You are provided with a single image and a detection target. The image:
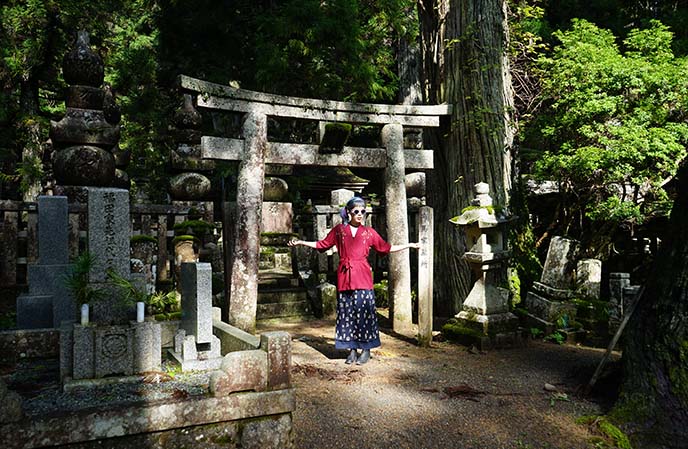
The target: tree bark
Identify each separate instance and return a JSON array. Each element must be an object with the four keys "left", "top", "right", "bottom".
[
  {"left": 616, "top": 160, "right": 688, "bottom": 448},
  {"left": 418, "top": 0, "right": 515, "bottom": 316}
]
